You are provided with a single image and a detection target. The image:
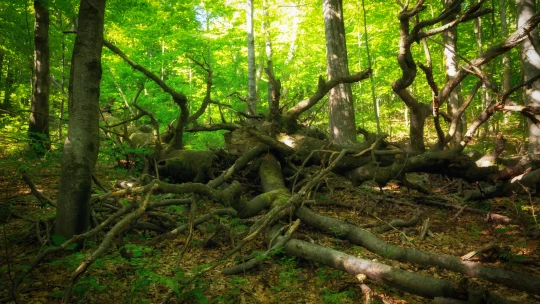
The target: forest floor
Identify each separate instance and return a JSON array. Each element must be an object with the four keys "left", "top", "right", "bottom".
[{"left": 1, "top": 154, "right": 540, "bottom": 304}]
